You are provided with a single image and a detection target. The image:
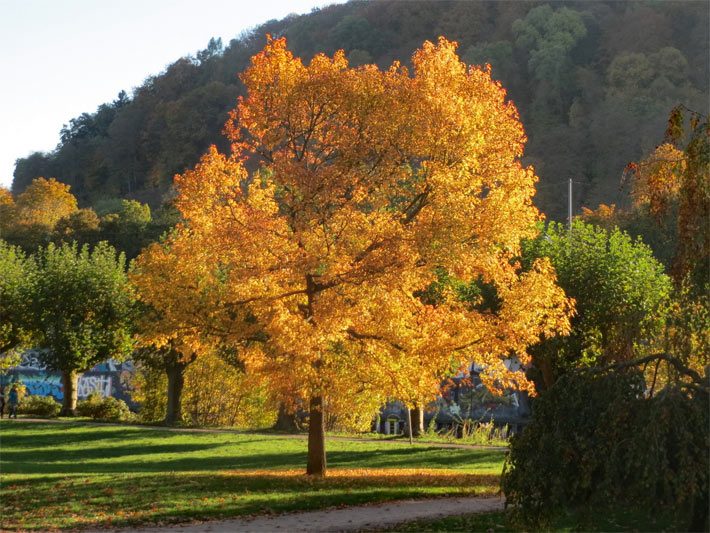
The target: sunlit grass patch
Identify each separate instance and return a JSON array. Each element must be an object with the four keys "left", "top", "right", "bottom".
[{"left": 0, "top": 421, "right": 503, "bottom": 530}]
